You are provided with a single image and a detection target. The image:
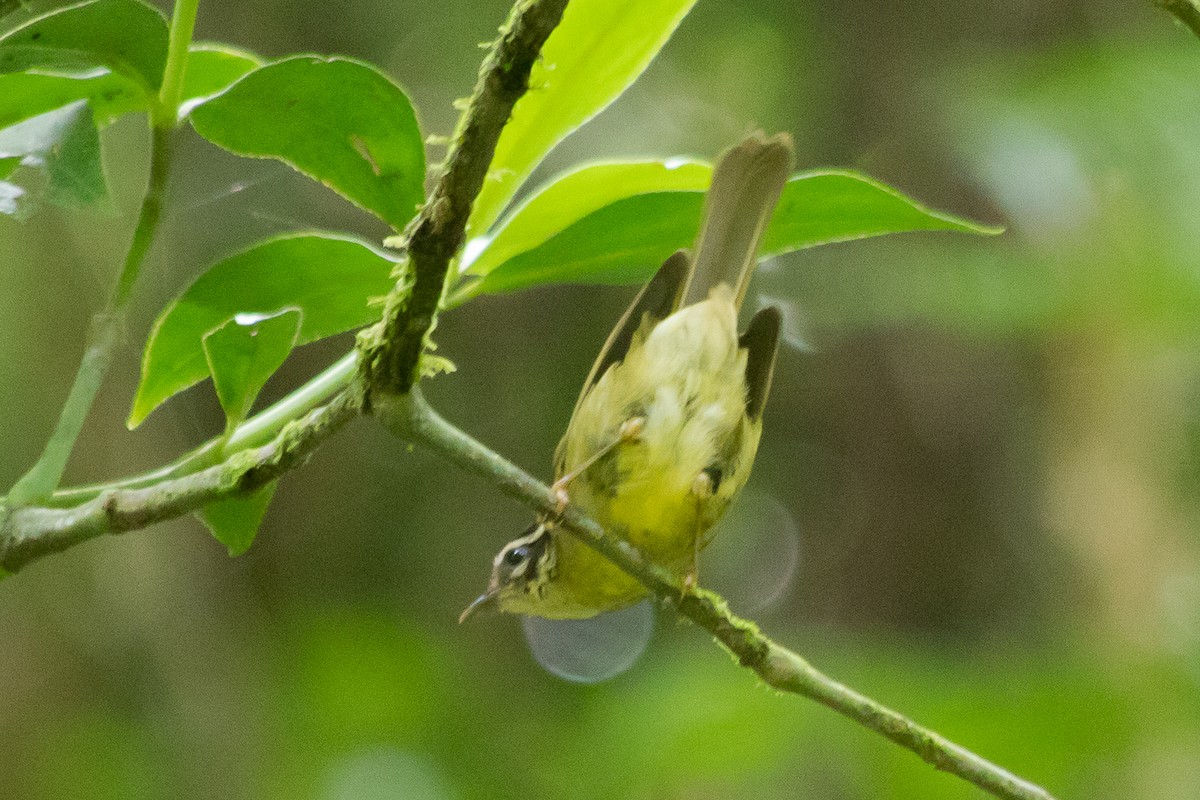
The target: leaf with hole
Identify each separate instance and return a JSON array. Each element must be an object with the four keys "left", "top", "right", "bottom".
[
  {"left": 130, "top": 233, "right": 398, "bottom": 428},
  {"left": 467, "top": 0, "right": 697, "bottom": 235},
  {"left": 189, "top": 56, "right": 424, "bottom": 229}
]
